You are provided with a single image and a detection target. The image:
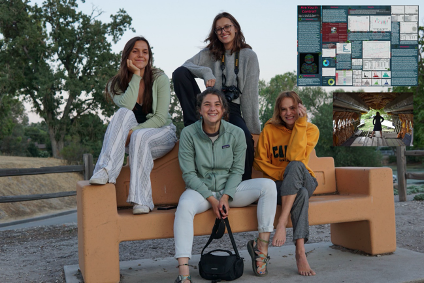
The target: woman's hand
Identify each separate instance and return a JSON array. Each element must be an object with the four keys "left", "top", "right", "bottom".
[
  {"left": 218, "top": 194, "right": 230, "bottom": 219},
  {"left": 297, "top": 103, "right": 307, "bottom": 119},
  {"left": 207, "top": 196, "right": 221, "bottom": 219},
  {"left": 205, "top": 79, "right": 216, "bottom": 88},
  {"left": 125, "top": 130, "right": 133, "bottom": 147},
  {"left": 127, "top": 59, "right": 141, "bottom": 77}
]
